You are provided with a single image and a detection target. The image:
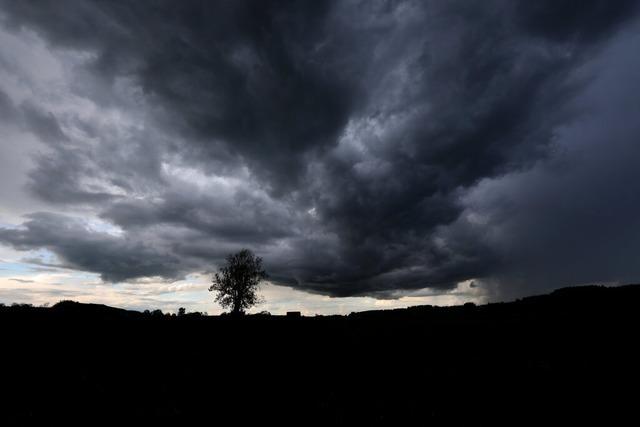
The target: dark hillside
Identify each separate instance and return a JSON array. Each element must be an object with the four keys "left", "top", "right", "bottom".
[{"left": 2, "top": 285, "right": 639, "bottom": 424}]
